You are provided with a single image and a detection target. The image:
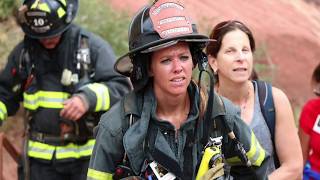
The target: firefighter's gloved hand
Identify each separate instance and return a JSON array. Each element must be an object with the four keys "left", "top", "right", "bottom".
[
  {"left": 201, "top": 163, "right": 225, "bottom": 180},
  {"left": 60, "top": 95, "right": 88, "bottom": 121}
]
